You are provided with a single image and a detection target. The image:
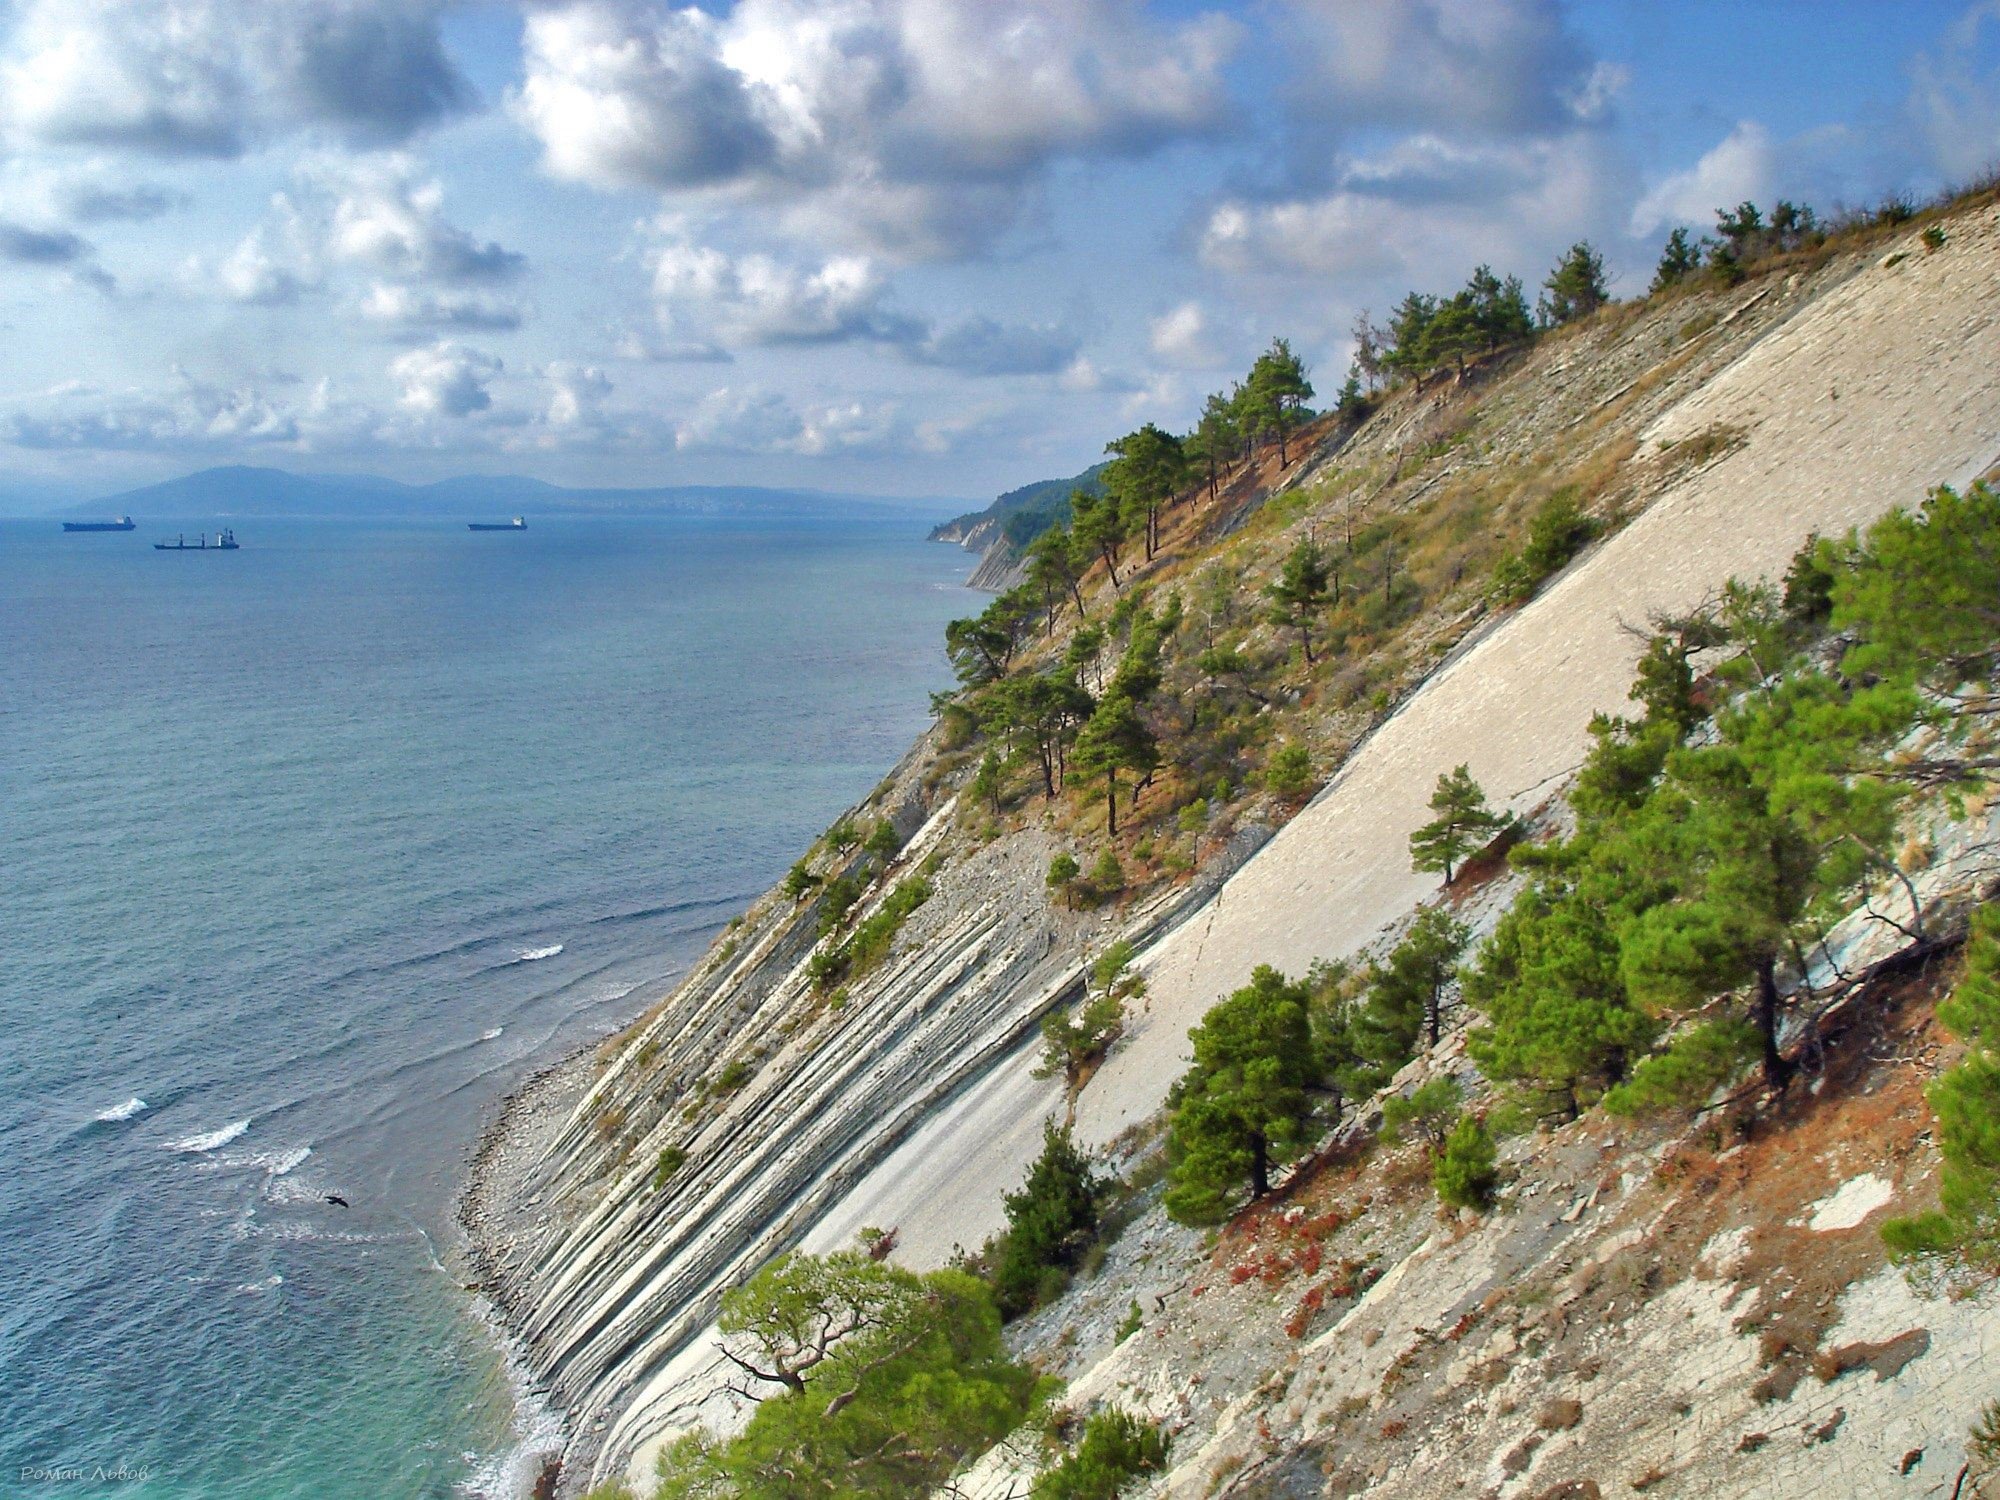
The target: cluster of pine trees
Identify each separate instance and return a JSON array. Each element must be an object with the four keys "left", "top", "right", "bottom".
[{"left": 1159, "top": 481, "right": 2000, "bottom": 1229}]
